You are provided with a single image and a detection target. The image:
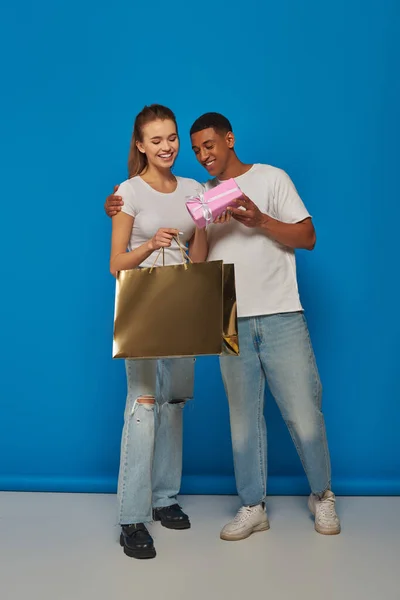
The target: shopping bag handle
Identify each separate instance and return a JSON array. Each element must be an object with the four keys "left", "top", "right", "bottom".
[{"left": 149, "top": 235, "right": 192, "bottom": 273}]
